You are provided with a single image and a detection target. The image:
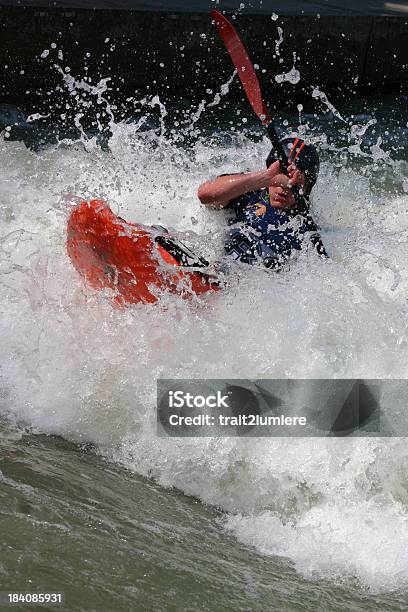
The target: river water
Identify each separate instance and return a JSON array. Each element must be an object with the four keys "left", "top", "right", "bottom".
[{"left": 1, "top": 82, "right": 408, "bottom": 610}]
